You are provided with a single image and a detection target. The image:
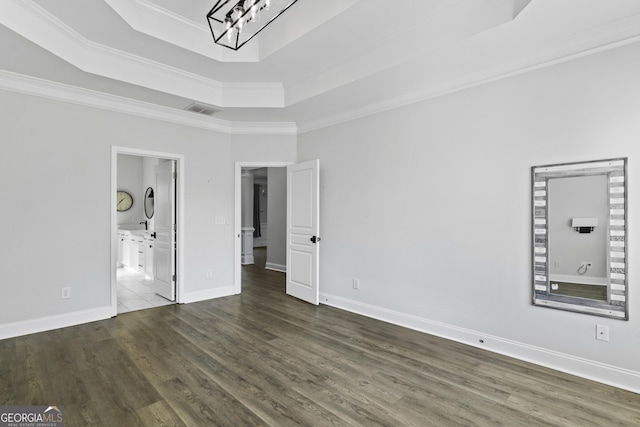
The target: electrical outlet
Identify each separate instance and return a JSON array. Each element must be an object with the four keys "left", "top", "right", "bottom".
[
  {"left": 353, "top": 278, "right": 360, "bottom": 290},
  {"left": 61, "top": 287, "right": 71, "bottom": 299},
  {"left": 596, "top": 324, "right": 609, "bottom": 342},
  {"left": 206, "top": 269, "right": 213, "bottom": 278}
]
